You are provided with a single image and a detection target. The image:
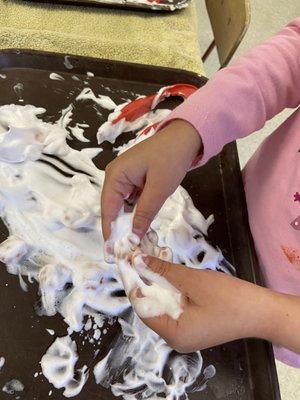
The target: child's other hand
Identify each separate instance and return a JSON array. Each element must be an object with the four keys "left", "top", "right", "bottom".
[
  {"left": 101, "top": 120, "right": 202, "bottom": 241},
  {"left": 130, "top": 256, "right": 279, "bottom": 353}
]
